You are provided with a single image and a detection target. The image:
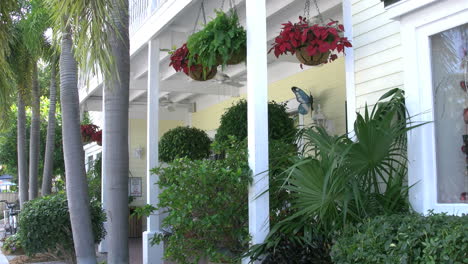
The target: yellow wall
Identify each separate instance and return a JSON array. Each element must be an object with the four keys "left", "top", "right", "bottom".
[
  {"left": 191, "top": 57, "right": 347, "bottom": 135},
  {"left": 128, "top": 118, "right": 184, "bottom": 207}
]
